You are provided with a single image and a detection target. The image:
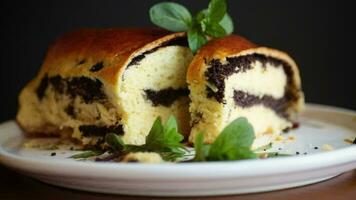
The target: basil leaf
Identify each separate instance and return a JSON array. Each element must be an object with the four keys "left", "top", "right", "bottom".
[
  {"left": 207, "top": 0, "right": 227, "bottom": 23},
  {"left": 188, "top": 27, "right": 208, "bottom": 54},
  {"left": 149, "top": 2, "right": 192, "bottom": 32},
  {"left": 207, "top": 117, "right": 257, "bottom": 161},
  {"left": 220, "top": 14, "right": 234, "bottom": 34},
  {"left": 70, "top": 150, "right": 104, "bottom": 159},
  {"left": 205, "top": 22, "right": 226, "bottom": 38}
]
